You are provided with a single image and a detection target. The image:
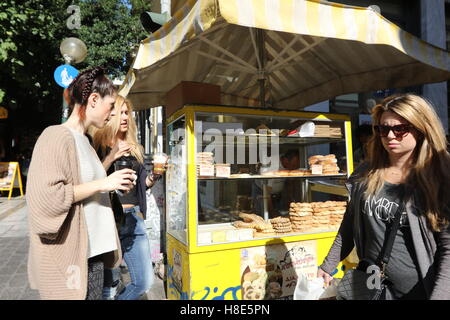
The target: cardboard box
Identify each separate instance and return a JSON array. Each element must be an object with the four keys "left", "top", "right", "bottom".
[{"left": 165, "top": 81, "right": 221, "bottom": 116}]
